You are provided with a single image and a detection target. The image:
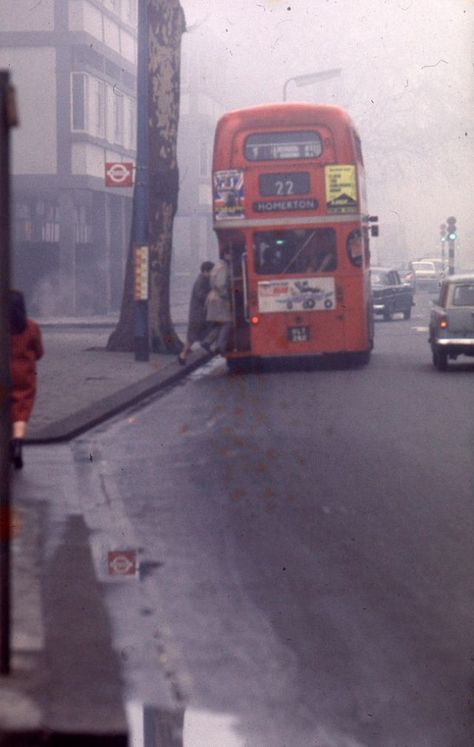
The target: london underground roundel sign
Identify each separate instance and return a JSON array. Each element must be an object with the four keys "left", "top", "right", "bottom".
[{"left": 105, "top": 161, "right": 134, "bottom": 187}]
